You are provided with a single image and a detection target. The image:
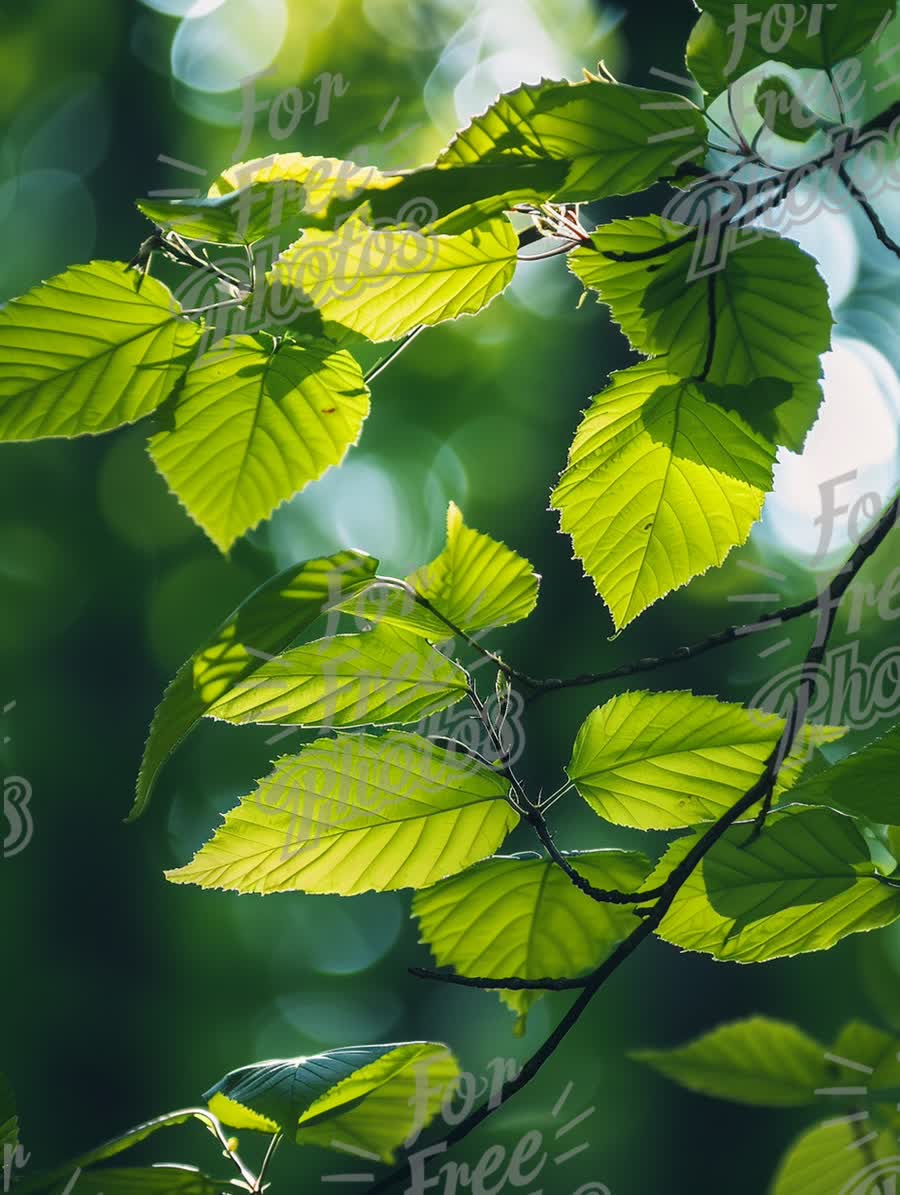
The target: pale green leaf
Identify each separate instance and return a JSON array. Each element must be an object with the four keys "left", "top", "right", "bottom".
[
  {"left": 569, "top": 219, "right": 832, "bottom": 449},
  {"left": 270, "top": 218, "right": 518, "bottom": 343},
  {"left": 785, "top": 722, "right": 900, "bottom": 825},
  {"left": 652, "top": 808, "right": 900, "bottom": 962},
  {"left": 131, "top": 550, "right": 377, "bottom": 821},
  {"left": 139, "top": 154, "right": 385, "bottom": 245},
  {"left": 166, "top": 731, "right": 518, "bottom": 894},
  {"left": 567, "top": 689, "right": 845, "bottom": 830},
  {"left": 0, "top": 262, "right": 200, "bottom": 441},
  {"left": 206, "top": 1043, "right": 459, "bottom": 1161},
  {"left": 339, "top": 502, "right": 539, "bottom": 640},
  {"left": 205, "top": 625, "right": 468, "bottom": 728},
  {"left": 772, "top": 1120, "right": 899, "bottom": 1195},
  {"left": 829, "top": 1020, "right": 900, "bottom": 1095},
  {"left": 550, "top": 361, "right": 777, "bottom": 630},
  {"left": 633, "top": 1017, "right": 829, "bottom": 1106},
  {"left": 437, "top": 77, "right": 708, "bottom": 200},
  {"left": 148, "top": 335, "right": 369, "bottom": 552},
  {"left": 695, "top": 1, "right": 897, "bottom": 70},
  {"left": 413, "top": 850, "right": 652, "bottom": 1030}
]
